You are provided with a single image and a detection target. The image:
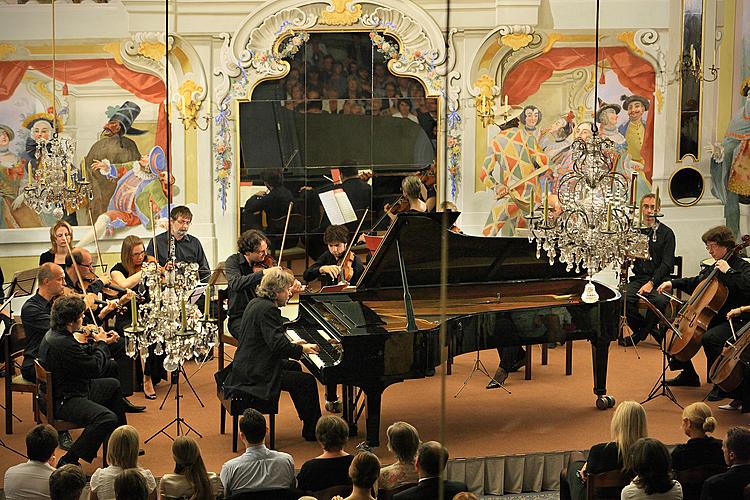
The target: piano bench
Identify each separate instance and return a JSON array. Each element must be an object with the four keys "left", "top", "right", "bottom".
[
  {"left": 526, "top": 341, "right": 574, "bottom": 380},
  {"left": 218, "top": 392, "right": 278, "bottom": 452}
]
